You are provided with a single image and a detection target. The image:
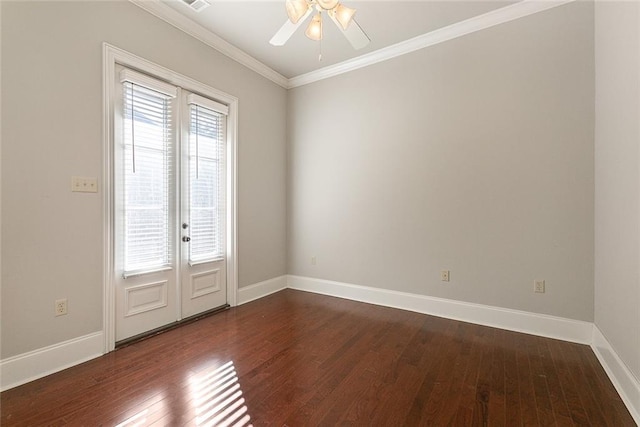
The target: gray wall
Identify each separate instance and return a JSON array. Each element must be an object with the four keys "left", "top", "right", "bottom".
[
  {"left": 594, "top": 1, "right": 640, "bottom": 381},
  {"left": 1, "top": 1, "right": 287, "bottom": 358},
  {"left": 287, "top": 2, "right": 595, "bottom": 321},
  {"left": 4, "top": 0, "right": 634, "bottom": 375}
]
